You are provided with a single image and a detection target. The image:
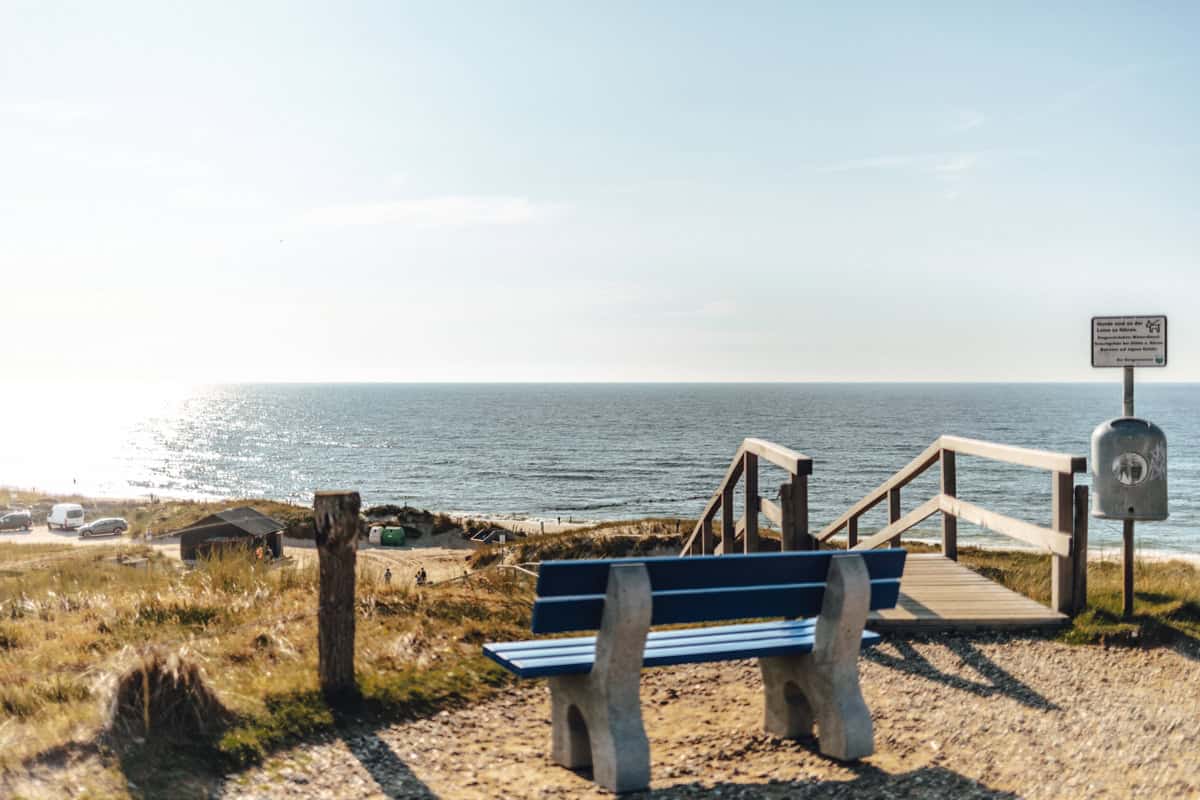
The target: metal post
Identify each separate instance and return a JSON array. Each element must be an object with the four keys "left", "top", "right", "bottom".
[
  {"left": 1123, "top": 365, "right": 1134, "bottom": 416},
  {"left": 1123, "top": 520, "right": 1135, "bottom": 617},
  {"left": 1122, "top": 365, "right": 1134, "bottom": 617}
]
